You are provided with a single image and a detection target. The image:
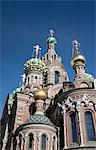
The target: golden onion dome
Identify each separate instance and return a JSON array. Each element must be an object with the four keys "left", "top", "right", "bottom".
[
  {"left": 71, "top": 54, "right": 86, "bottom": 67},
  {"left": 34, "top": 87, "right": 47, "bottom": 101}
]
